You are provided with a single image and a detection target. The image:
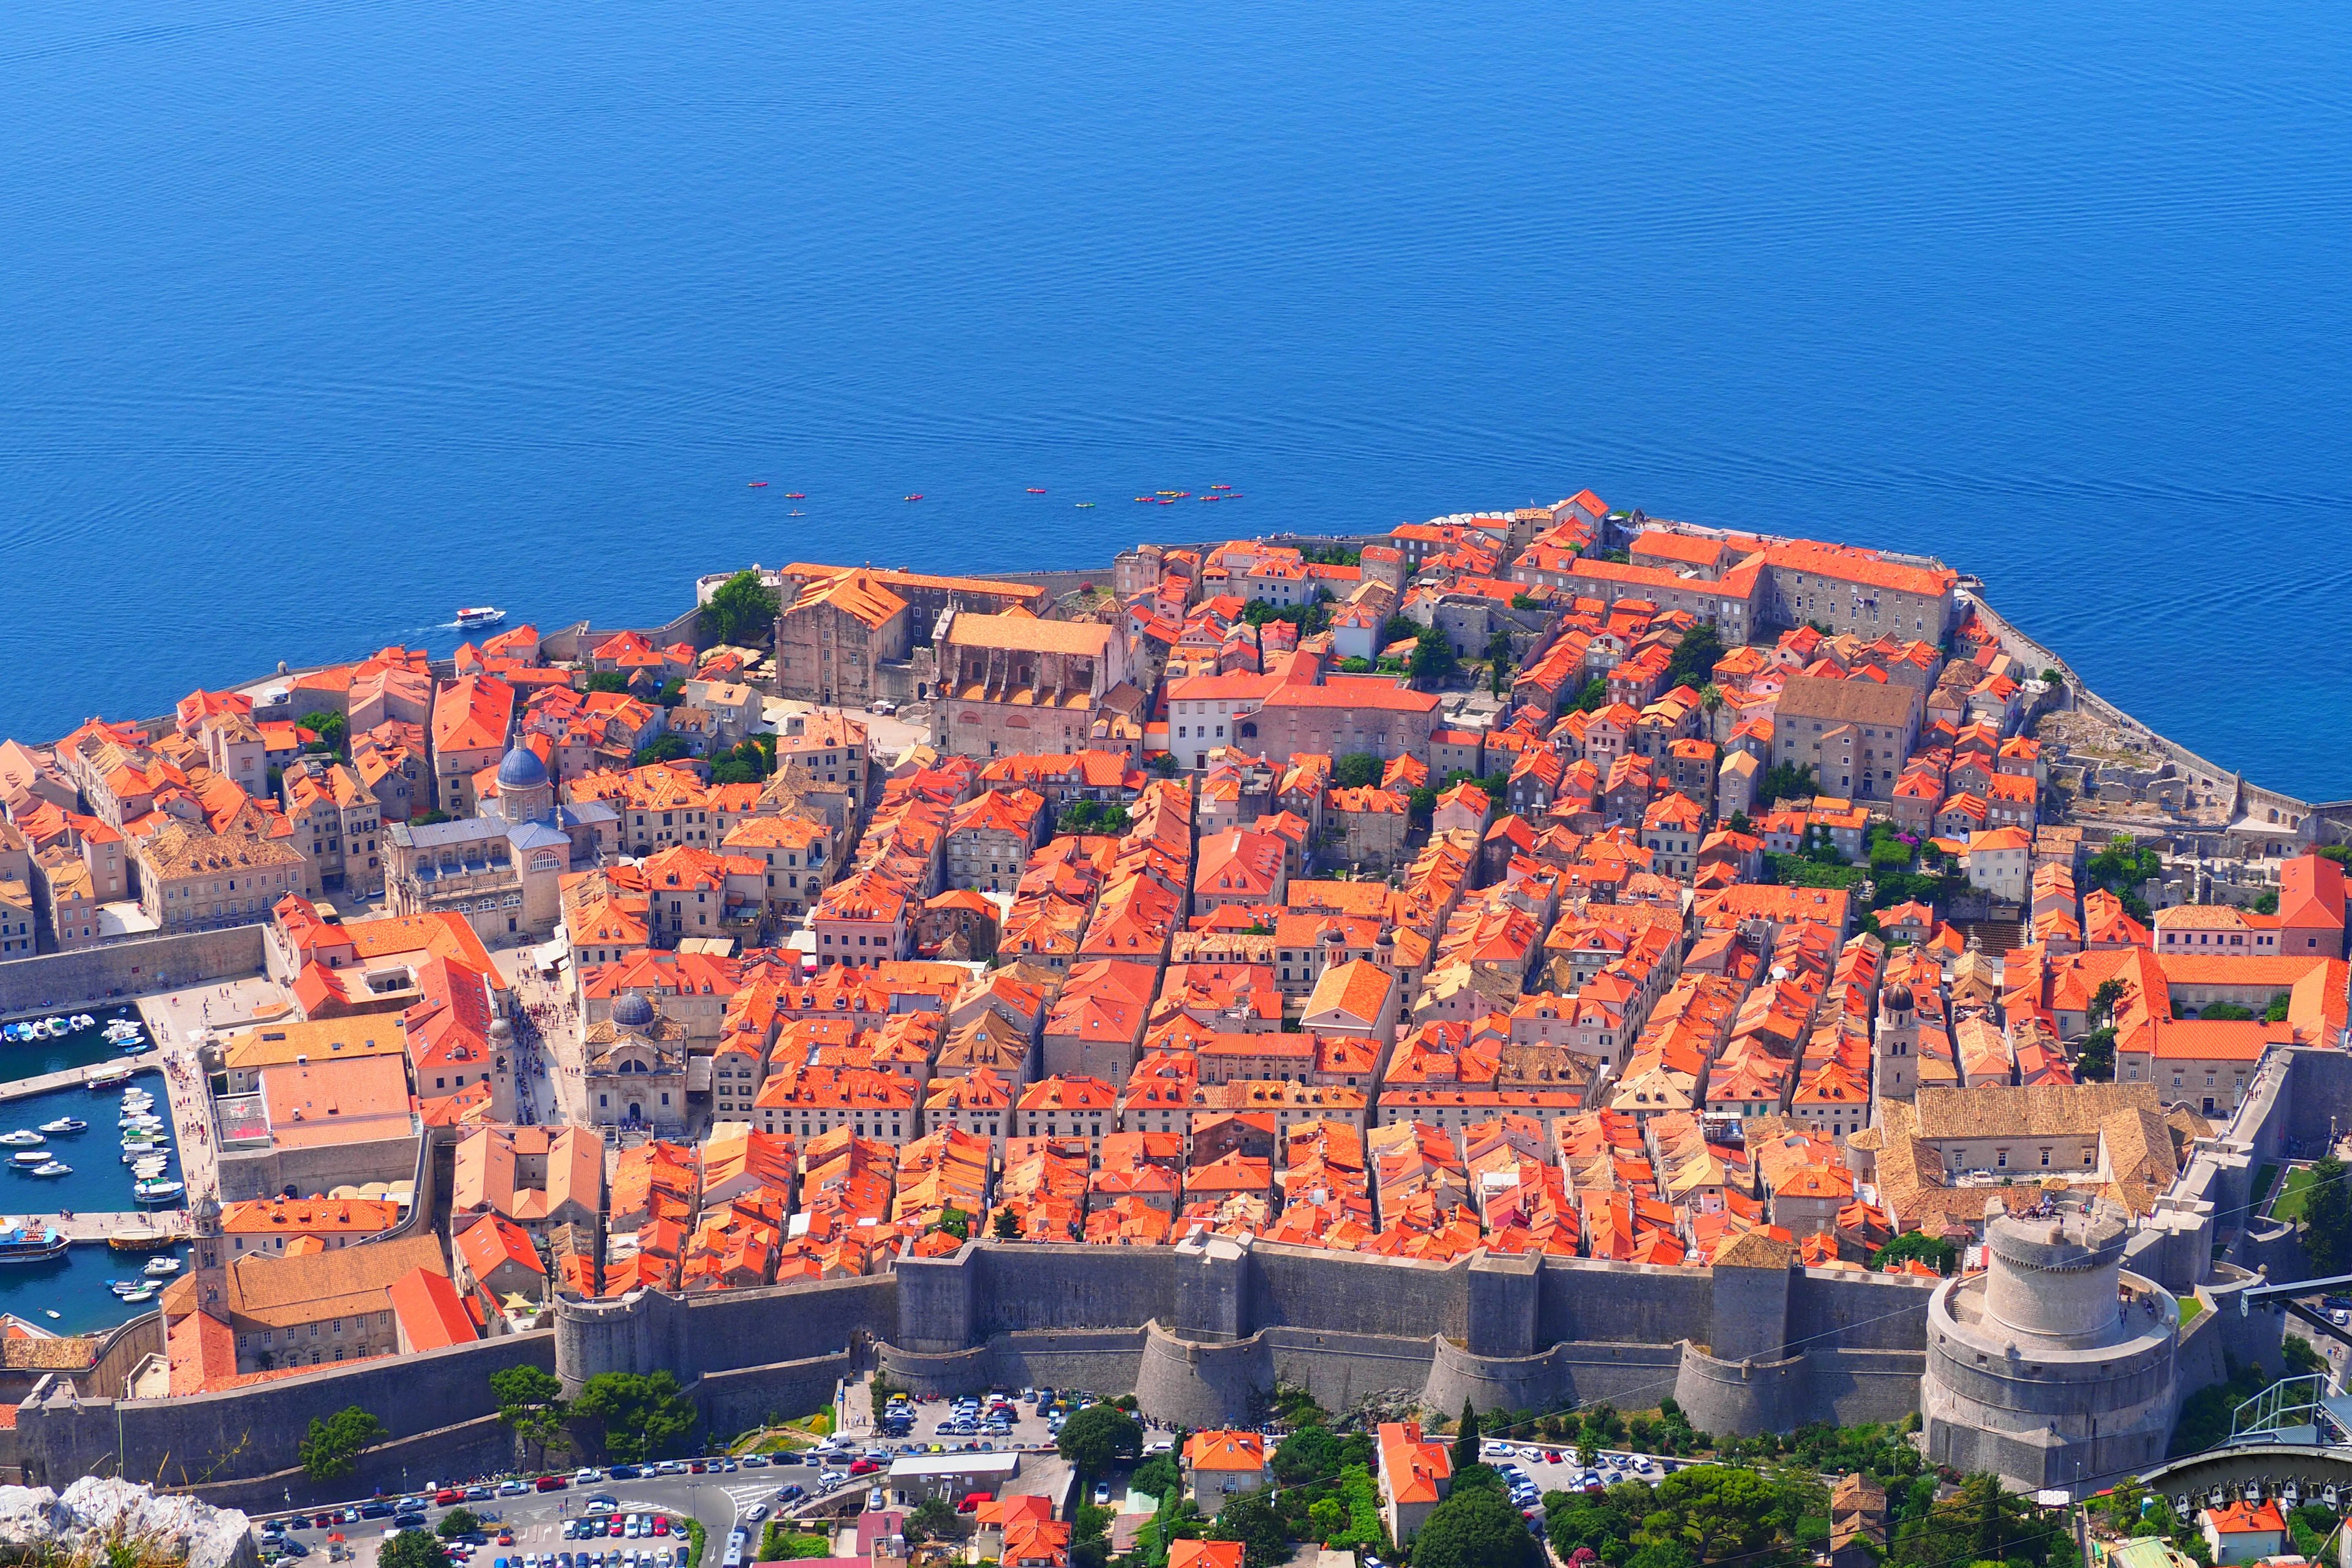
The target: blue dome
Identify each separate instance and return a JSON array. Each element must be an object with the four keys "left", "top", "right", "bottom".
[
  {"left": 496, "top": 745, "right": 549, "bottom": 790},
  {"left": 611, "top": 992, "right": 655, "bottom": 1029}
]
